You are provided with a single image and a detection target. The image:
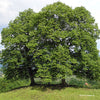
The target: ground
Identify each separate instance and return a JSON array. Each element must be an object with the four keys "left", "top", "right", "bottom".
[{"left": 0, "top": 86, "right": 100, "bottom": 100}]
